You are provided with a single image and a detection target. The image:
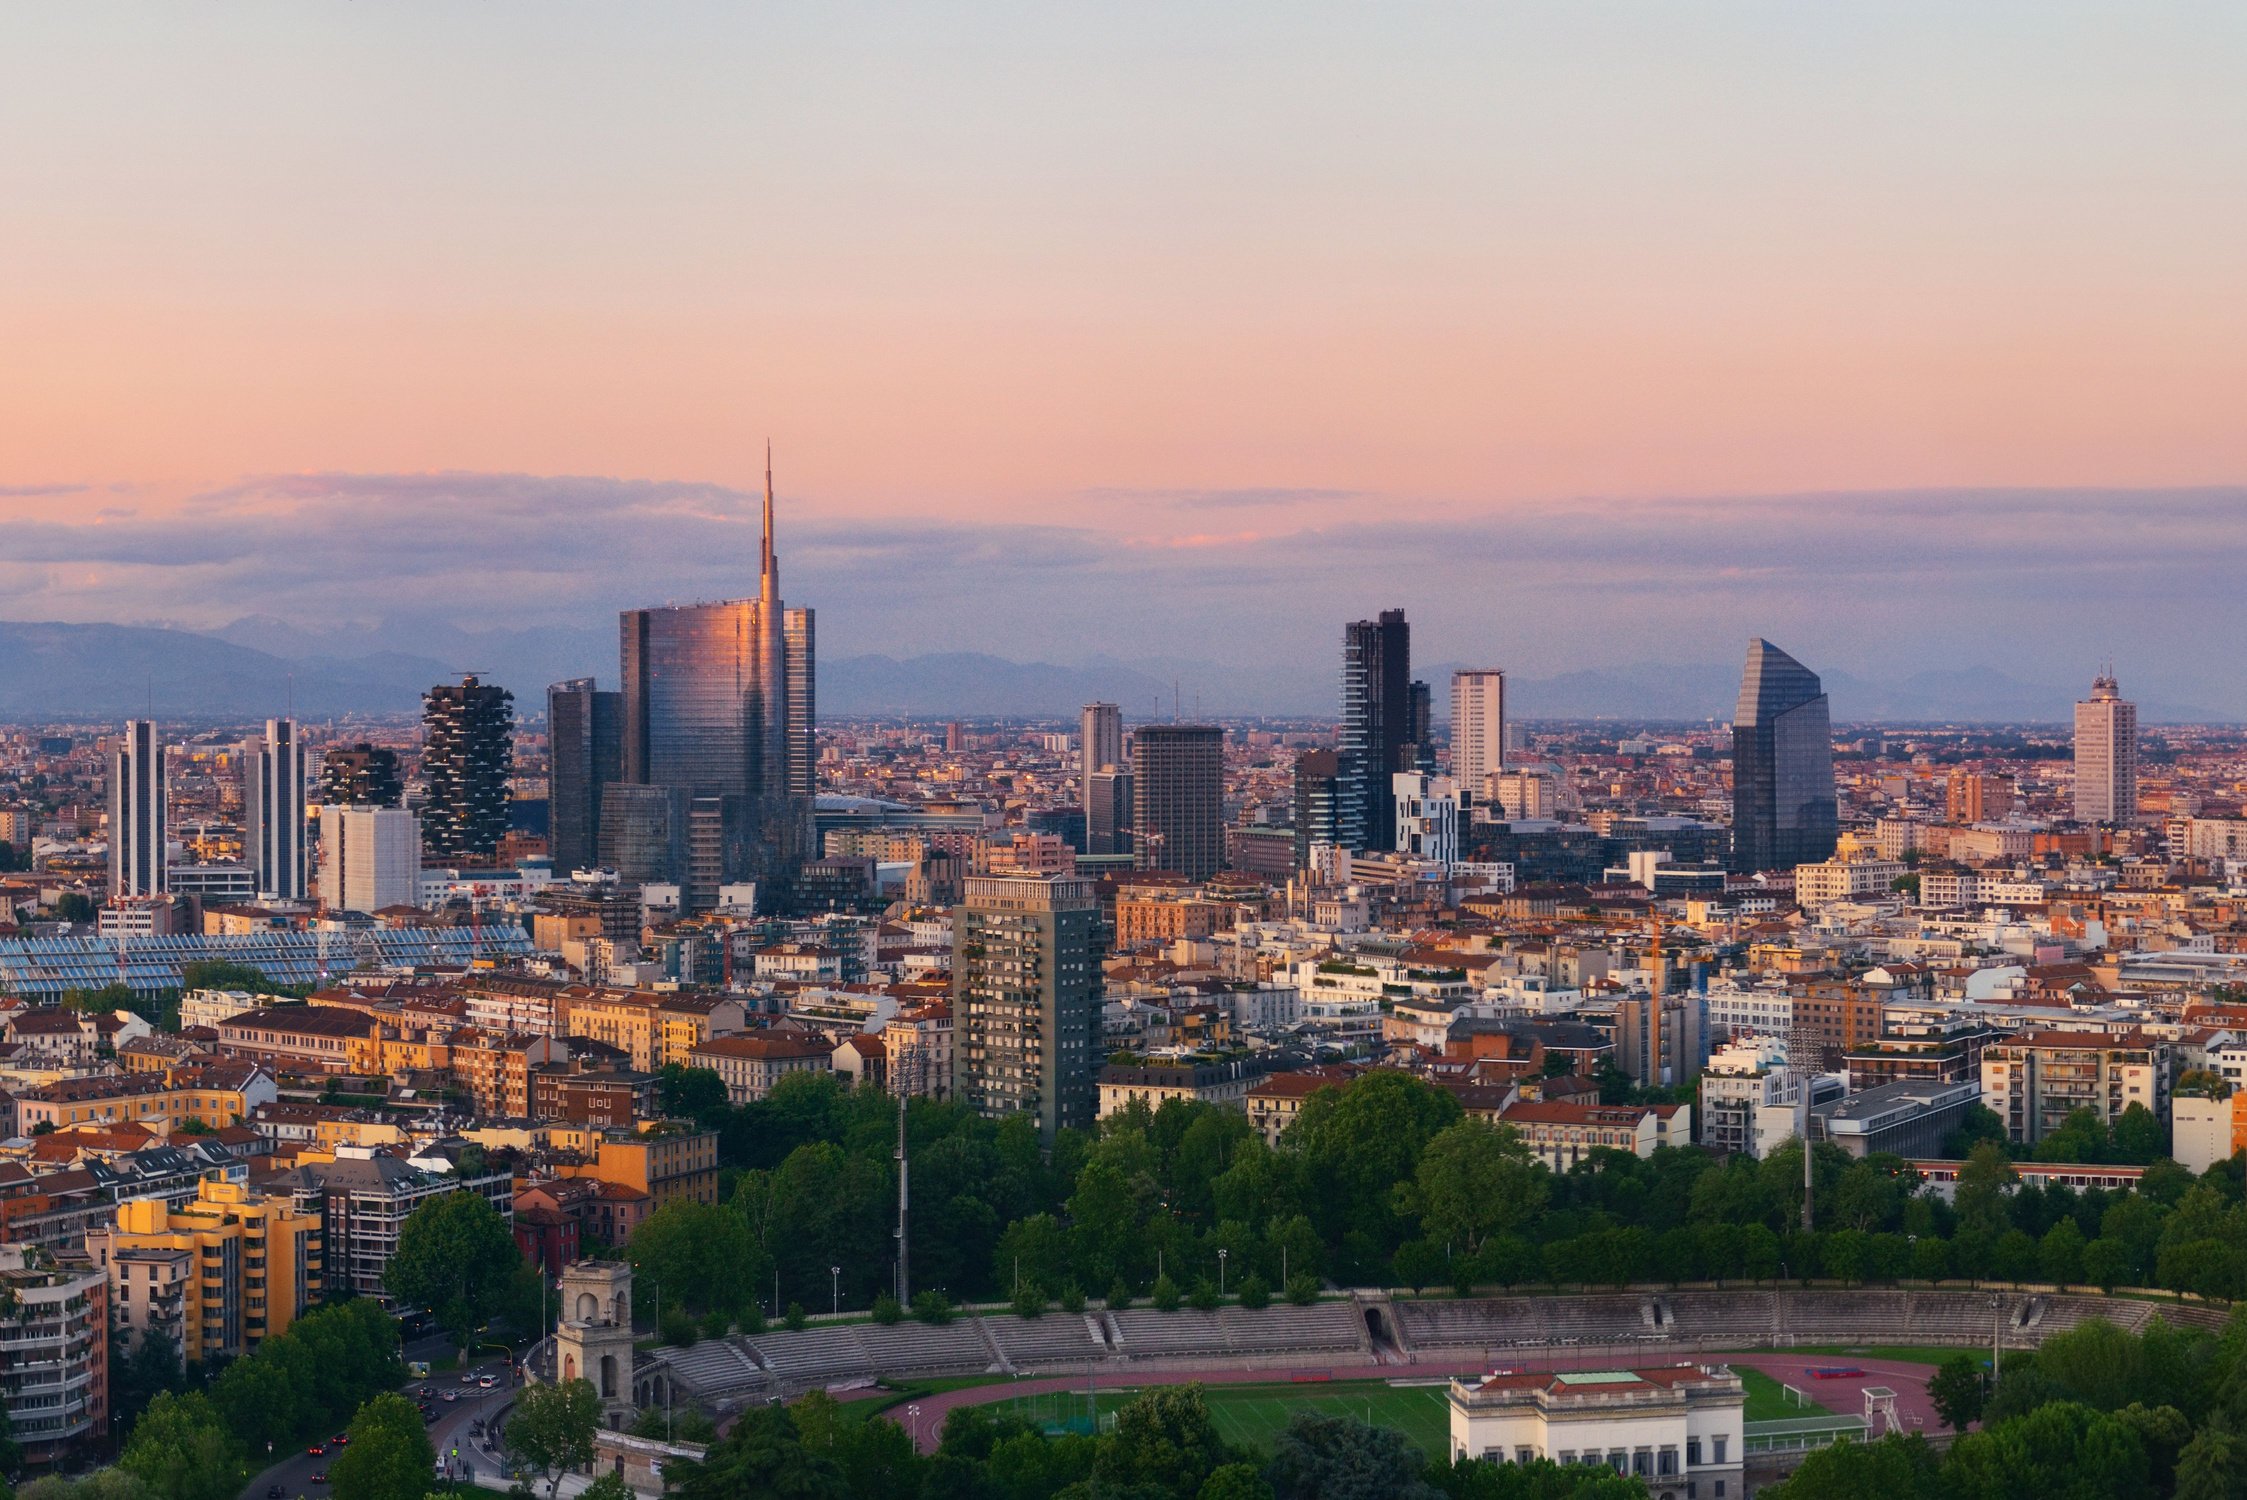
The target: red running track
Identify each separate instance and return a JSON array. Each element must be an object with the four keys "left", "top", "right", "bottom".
[{"left": 883, "top": 1346, "right": 1948, "bottom": 1454}]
